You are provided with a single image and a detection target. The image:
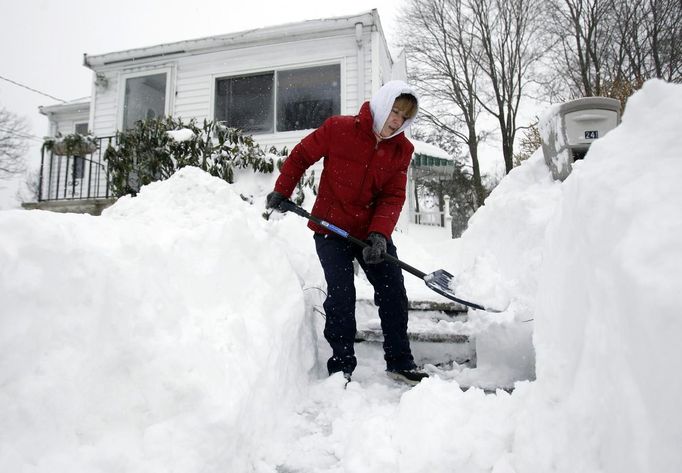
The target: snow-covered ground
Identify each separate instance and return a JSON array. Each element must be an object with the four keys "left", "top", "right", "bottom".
[{"left": 1, "top": 79, "right": 680, "bottom": 472}]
